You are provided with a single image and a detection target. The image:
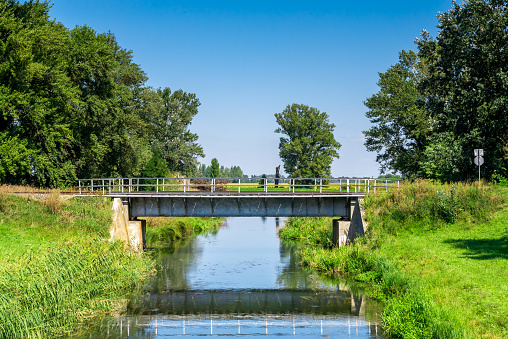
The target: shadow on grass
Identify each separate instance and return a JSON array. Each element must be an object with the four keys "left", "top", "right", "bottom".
[{"left": 443, "top": 236, "right": 508, "bottom": 260}]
